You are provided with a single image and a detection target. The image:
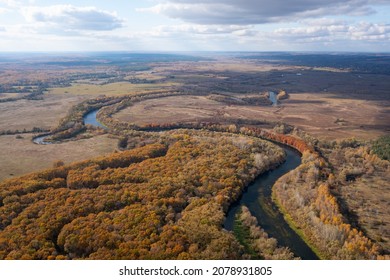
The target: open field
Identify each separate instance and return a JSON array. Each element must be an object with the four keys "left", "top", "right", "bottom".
[
  {"left": 269, "top": 93, "right": 390, "bottom": 140},
  {"left": 0, "top": 92, "right": 26, "bottom": 100},
  {"left": 115, "top": 95, "right": 226, "bottom": 124},
  {"left": 114, "top": 93, "right": 389, "bottom": 140},
  {"left": 152, "top": 60, "right": 301, "bottom": 73},
  {"left": 0, "top": 93, "right": 89, "bottom": 131},
  {"left": 124, "top": 72, "right": 166, "bottom": 81},
  {"left": 325, "top": 146, "right": 390, "bottom": 253},
  {"left": 48, "top": 81, "right": 181, "bottom": 96},
  {"left": 340, "top": 171, "right": 390, "bottom": 252},
  {"left": 0, "top": 134, "right": 118, "bottom": 182}
]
